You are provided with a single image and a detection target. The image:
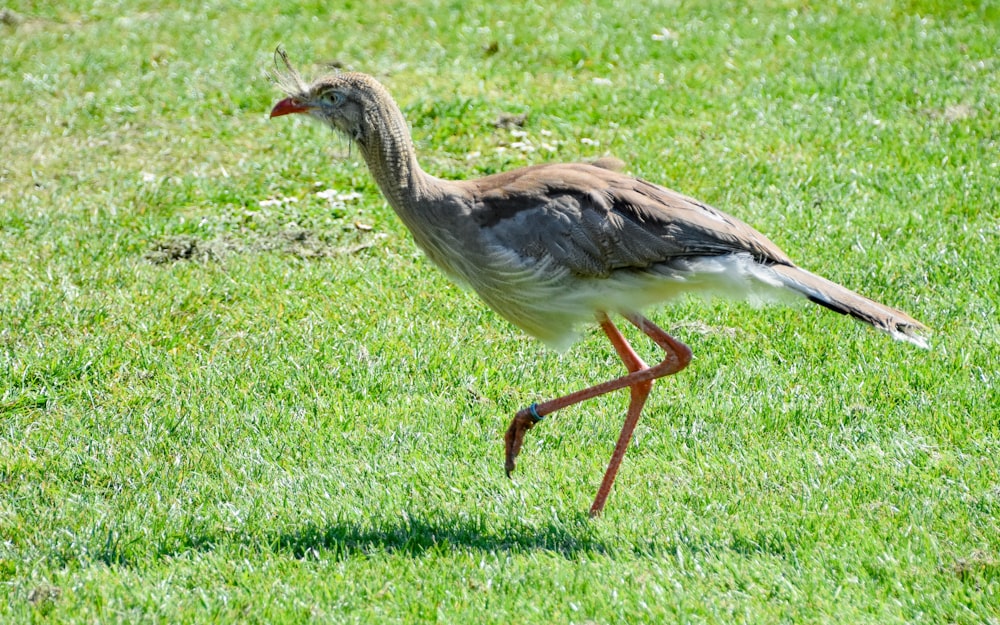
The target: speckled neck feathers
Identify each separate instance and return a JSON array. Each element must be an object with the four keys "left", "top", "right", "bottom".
[{"left": 343, "top": 75, "right": 434, "bottom": 212}]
